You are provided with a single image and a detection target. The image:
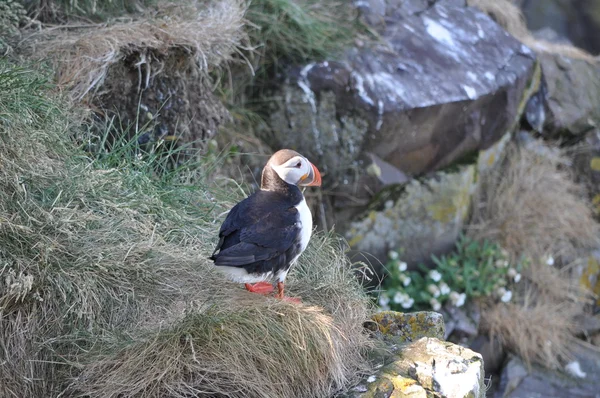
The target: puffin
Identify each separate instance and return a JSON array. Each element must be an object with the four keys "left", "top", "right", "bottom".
[{"left": 209, "top": 149, "right": 322, "bottom": 301}]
